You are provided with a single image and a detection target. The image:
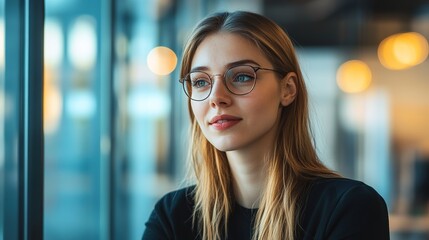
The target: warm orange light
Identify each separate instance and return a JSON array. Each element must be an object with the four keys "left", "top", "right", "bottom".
[
  {"left": 378, "top": 32, "right": 429, "bottom": 70},
  {"left": 147, "top": 46, "right": 177, "bottom": 76},
  {"left": 44, "top": 67, "right": 62, "bottom": 134},
  {"left": 336, "top": 60, "right": 372, "bottom": 93},
  {"left": 378, "top": 35, "right": 409, "bottom": 70}
]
